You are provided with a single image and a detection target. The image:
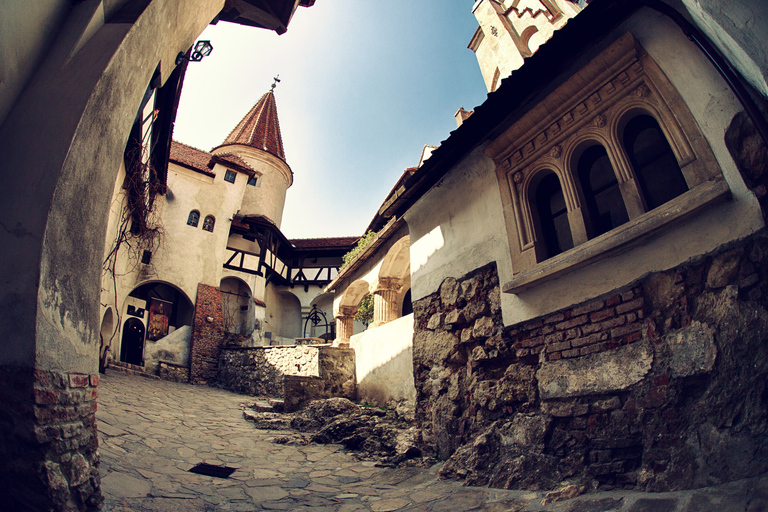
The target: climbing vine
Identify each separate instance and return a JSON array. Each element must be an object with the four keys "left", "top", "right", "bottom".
[
  {"left": 355, "top": 294, "right": 374, "bottom": 326},
  {"left": 341, "top": 230, "right": 377, "bottom": 269}
]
